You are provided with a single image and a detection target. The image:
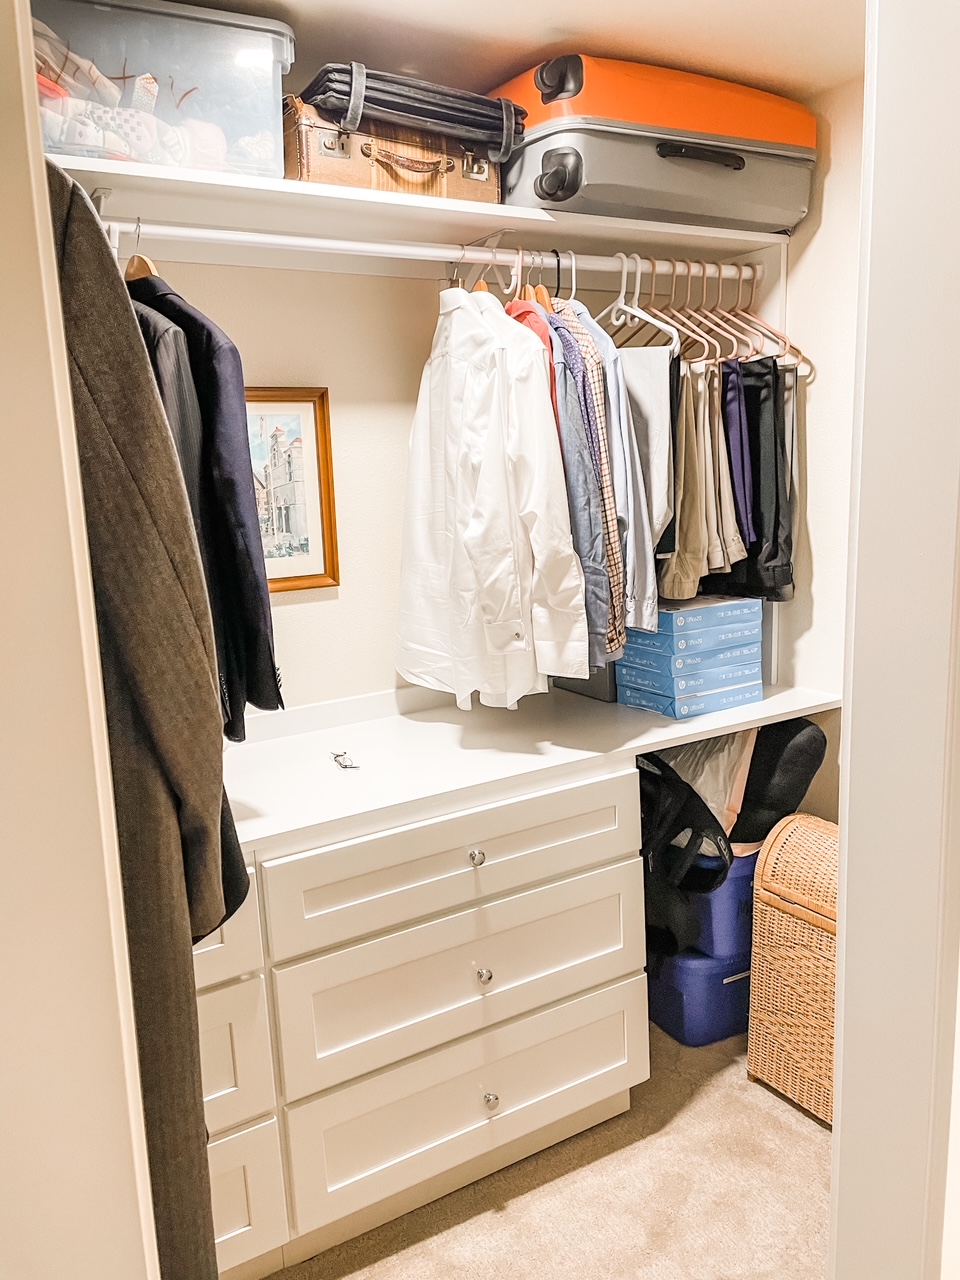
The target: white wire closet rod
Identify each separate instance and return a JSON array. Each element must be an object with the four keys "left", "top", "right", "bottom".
[{"left": 104, "top": 219, "right": 763, "bottom": 282}]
